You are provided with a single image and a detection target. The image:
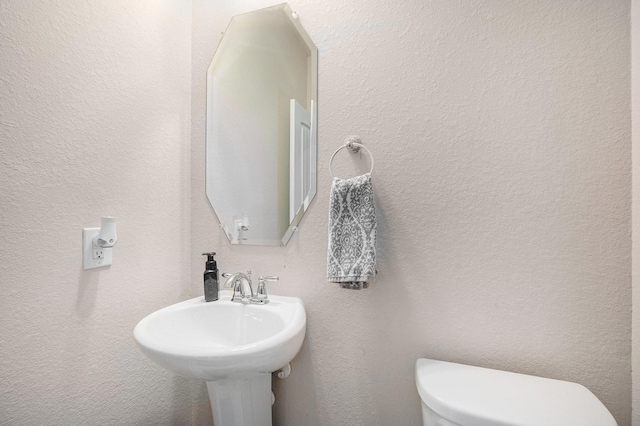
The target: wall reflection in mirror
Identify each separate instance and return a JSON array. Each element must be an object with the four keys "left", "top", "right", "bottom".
[{"left": 206, "top": 3, "right": 318, "bottom": 246}]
